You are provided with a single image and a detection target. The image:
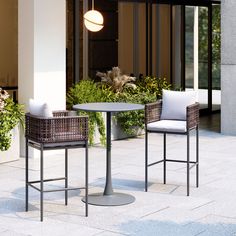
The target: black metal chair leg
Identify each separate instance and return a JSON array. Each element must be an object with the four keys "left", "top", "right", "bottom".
[
  {"left": 65, "top": 148, "right": 68, "bottom": 205},
  {"left": 196, "top": 126, "right": 199, "bottom": 188},
  {"left": 25, "top": 138, "right": 29, "bottom": 212},
  {"left": 145, "top": 130, "right": 148, "bottom": 192},
  {"left": 85, "top": 141, "right": 88, "bottom": 217},
  {"left": 40, "top": 144, "right": 44, "bottom": 222},
  {"left": 164, "top": 133, "right": 166, "bottom": 184},
  {"left": 187, "top": 132, "right": 190, "bottom": 196}
]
